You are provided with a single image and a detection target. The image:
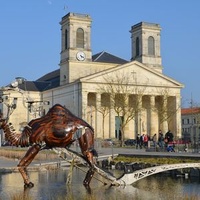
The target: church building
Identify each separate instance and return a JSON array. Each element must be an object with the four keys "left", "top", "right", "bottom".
[{"left": 0, "top": 12, "right": 184, "bottom": 143}]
